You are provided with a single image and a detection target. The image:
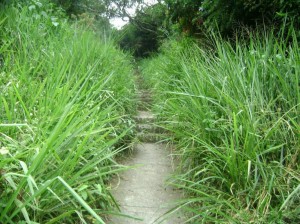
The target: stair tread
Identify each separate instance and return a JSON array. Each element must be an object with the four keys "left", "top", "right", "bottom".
[{"left": 135, "top": 111, "right": 155, "bottom": 119}]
